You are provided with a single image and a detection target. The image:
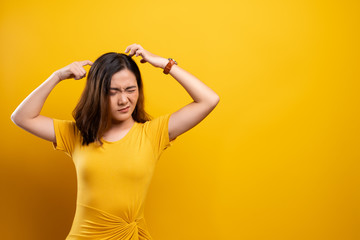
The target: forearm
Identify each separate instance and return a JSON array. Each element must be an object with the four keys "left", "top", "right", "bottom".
[
  {"left": 160, "top": 58, "right": 219, "bottom": 105},
  {"left": 11, "top": 72, "right": 62, "bottom": 122}
]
